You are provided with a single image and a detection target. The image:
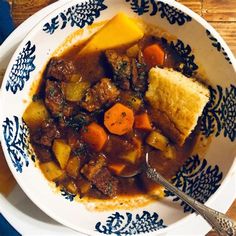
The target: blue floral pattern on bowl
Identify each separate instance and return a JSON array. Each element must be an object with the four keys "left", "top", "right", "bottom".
[
  {"left": 125, "top": 0, "right": 156, "bottom": 15},
  {"left": 156, "top": 1, "right": 191, "bottom": 25},
  {"left": 95, "top": 211, "right": 167, "bottom": 235},
  {"left": 201, "top": 85, "right": 236, "bottom": 141},
  {"left": 161, "top": 37, "right": 198, "bottom": 76},
  {"left": 60, "top": 188, "right": 76, "bottom": 202},
  {"left": 43, "top": 0, "right": 107, "bottom": 34},
  {"left": 125, "top": 0, "right": 191, "bottom": 25},
  {"left": 6, "top": 41, "right": 36, "bottom": 94},
  {"left": 164, "top": 155, "right": 223, "bottom": 213},
  {"left": 206, "top": 30, "right": 232, "bottom": 64},
  {"left": 2, "top": 116, "right": 30, "bottom": 173}
]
